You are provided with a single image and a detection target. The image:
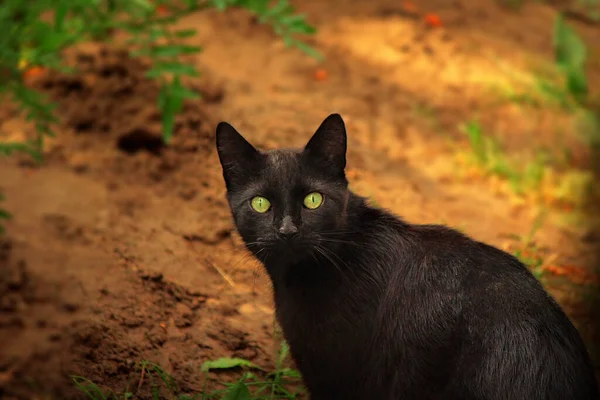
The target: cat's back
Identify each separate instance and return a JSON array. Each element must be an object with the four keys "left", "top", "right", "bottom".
[{"left": 400, "top": 222, "right": 599, "bottom": 399}]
